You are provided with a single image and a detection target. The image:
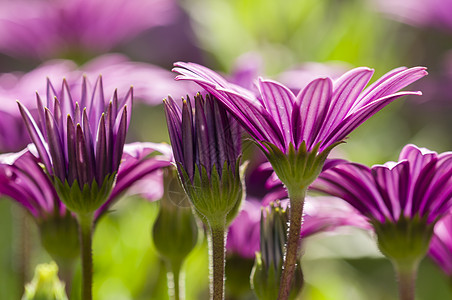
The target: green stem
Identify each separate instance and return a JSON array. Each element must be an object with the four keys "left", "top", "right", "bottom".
[
  {"left": 393, "top": 260, "right": 419, "bottom": 300},
  {"left": 278, "top": 187, "right": 306, "bottom": 300},
  {"left": 166, "top": 260, "right": 183, "bottom": 300},
  {"left": 77, "top": 213, "right": 94, "bottom": 300},
  {"left": 208, "top": 221, "right": 227, "bottom": 300}
]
